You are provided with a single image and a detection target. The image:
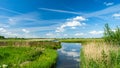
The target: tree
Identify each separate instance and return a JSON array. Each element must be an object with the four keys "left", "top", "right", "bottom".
[{"left": 0, "top": 35, "right": 5, "bottom": 39}]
